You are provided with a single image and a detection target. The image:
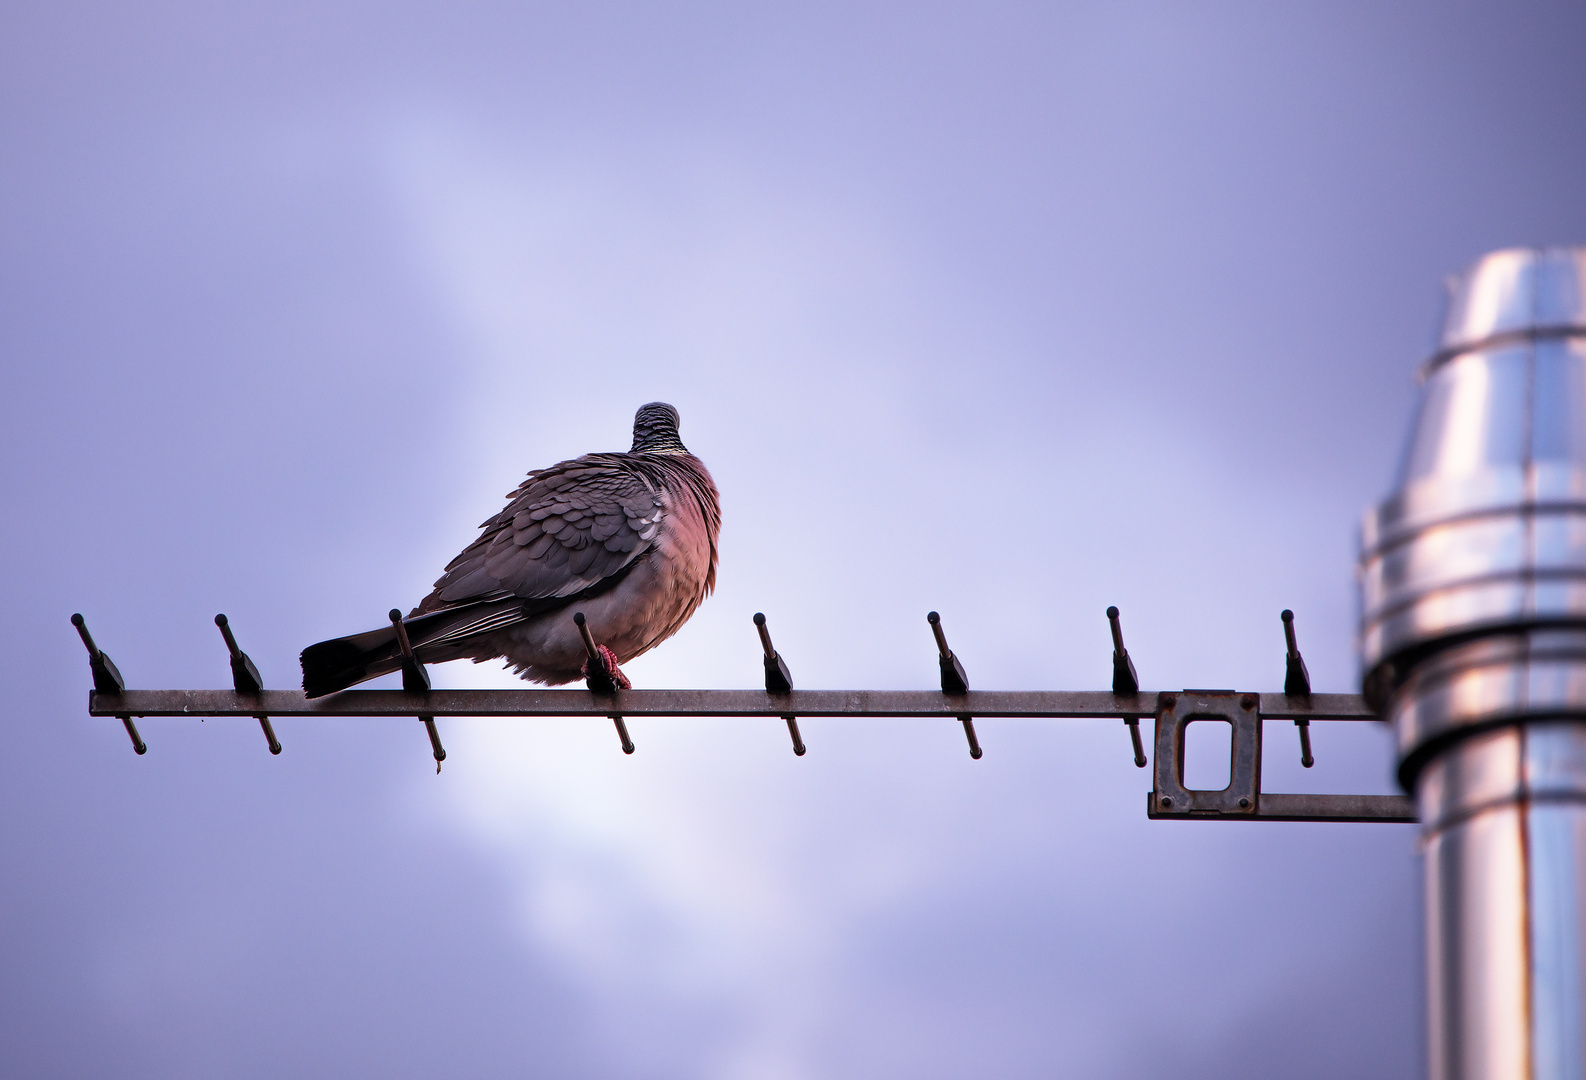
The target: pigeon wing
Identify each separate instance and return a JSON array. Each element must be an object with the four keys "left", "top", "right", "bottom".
[{"left": 419, "top": 454, "right": 664, "bottom": 611}]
